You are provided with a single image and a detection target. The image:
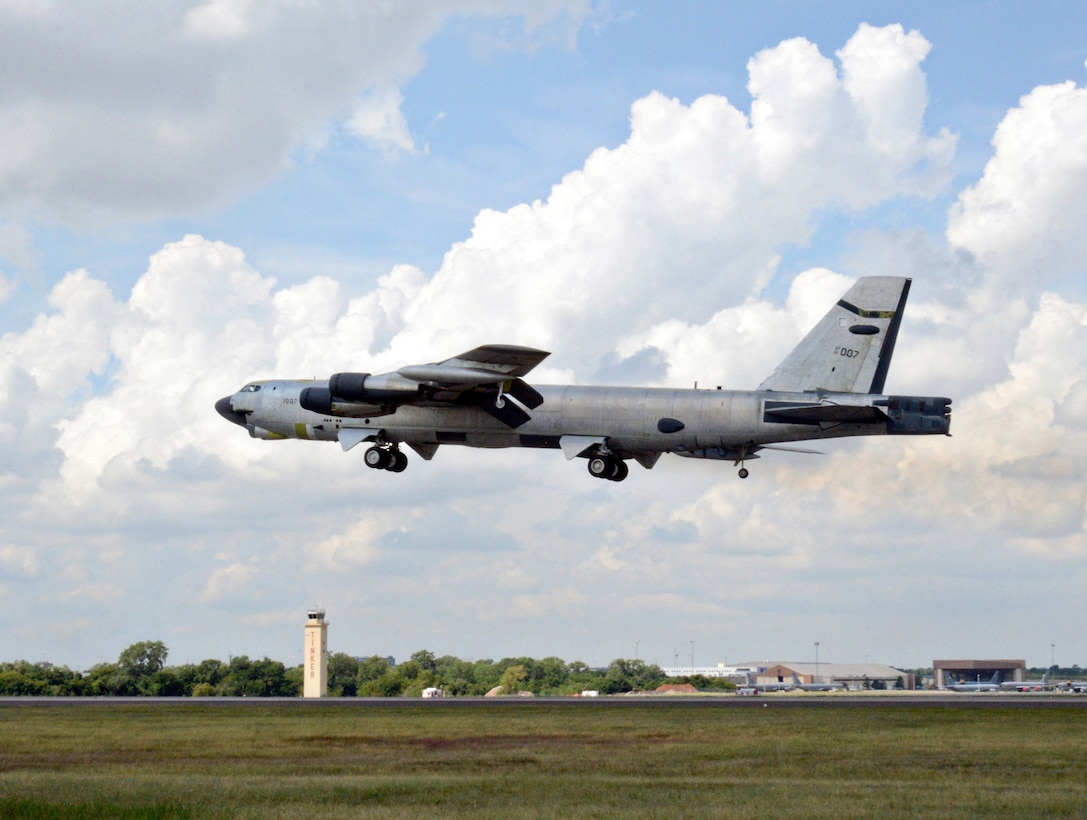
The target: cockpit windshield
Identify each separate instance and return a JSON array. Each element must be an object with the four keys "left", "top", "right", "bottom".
[{"left": 240, "top": 384, "right": 262, "bottom": 393}]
